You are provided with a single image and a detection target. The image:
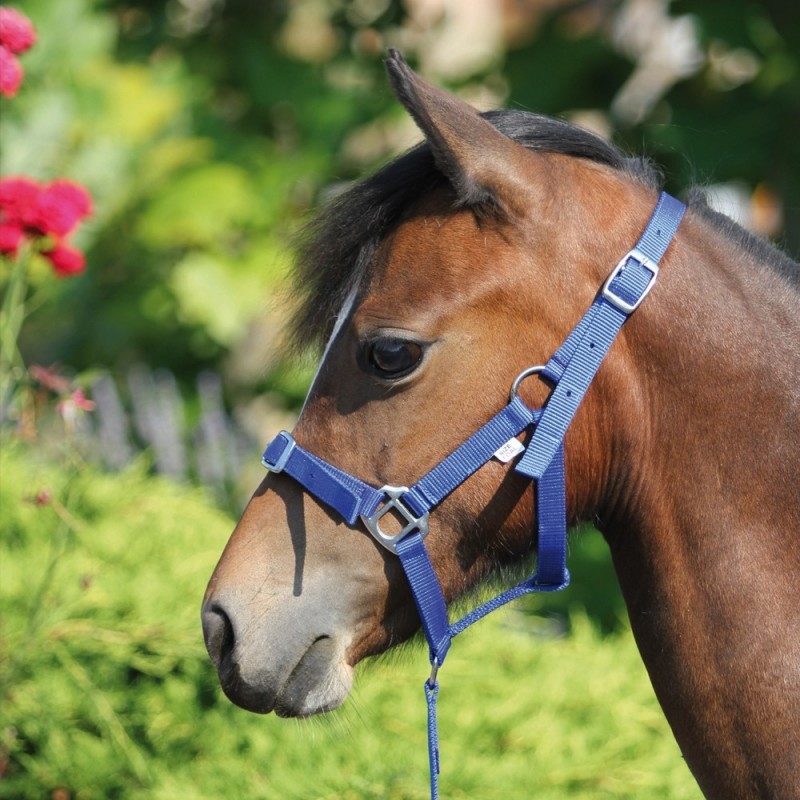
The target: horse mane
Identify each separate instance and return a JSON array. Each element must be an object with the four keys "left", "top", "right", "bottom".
[
  {"left": 289, "top": 109, "right": 797, "bottom": 351},
  {"left": 685, "top": 187, "right": 800, "bottom": 288}
]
